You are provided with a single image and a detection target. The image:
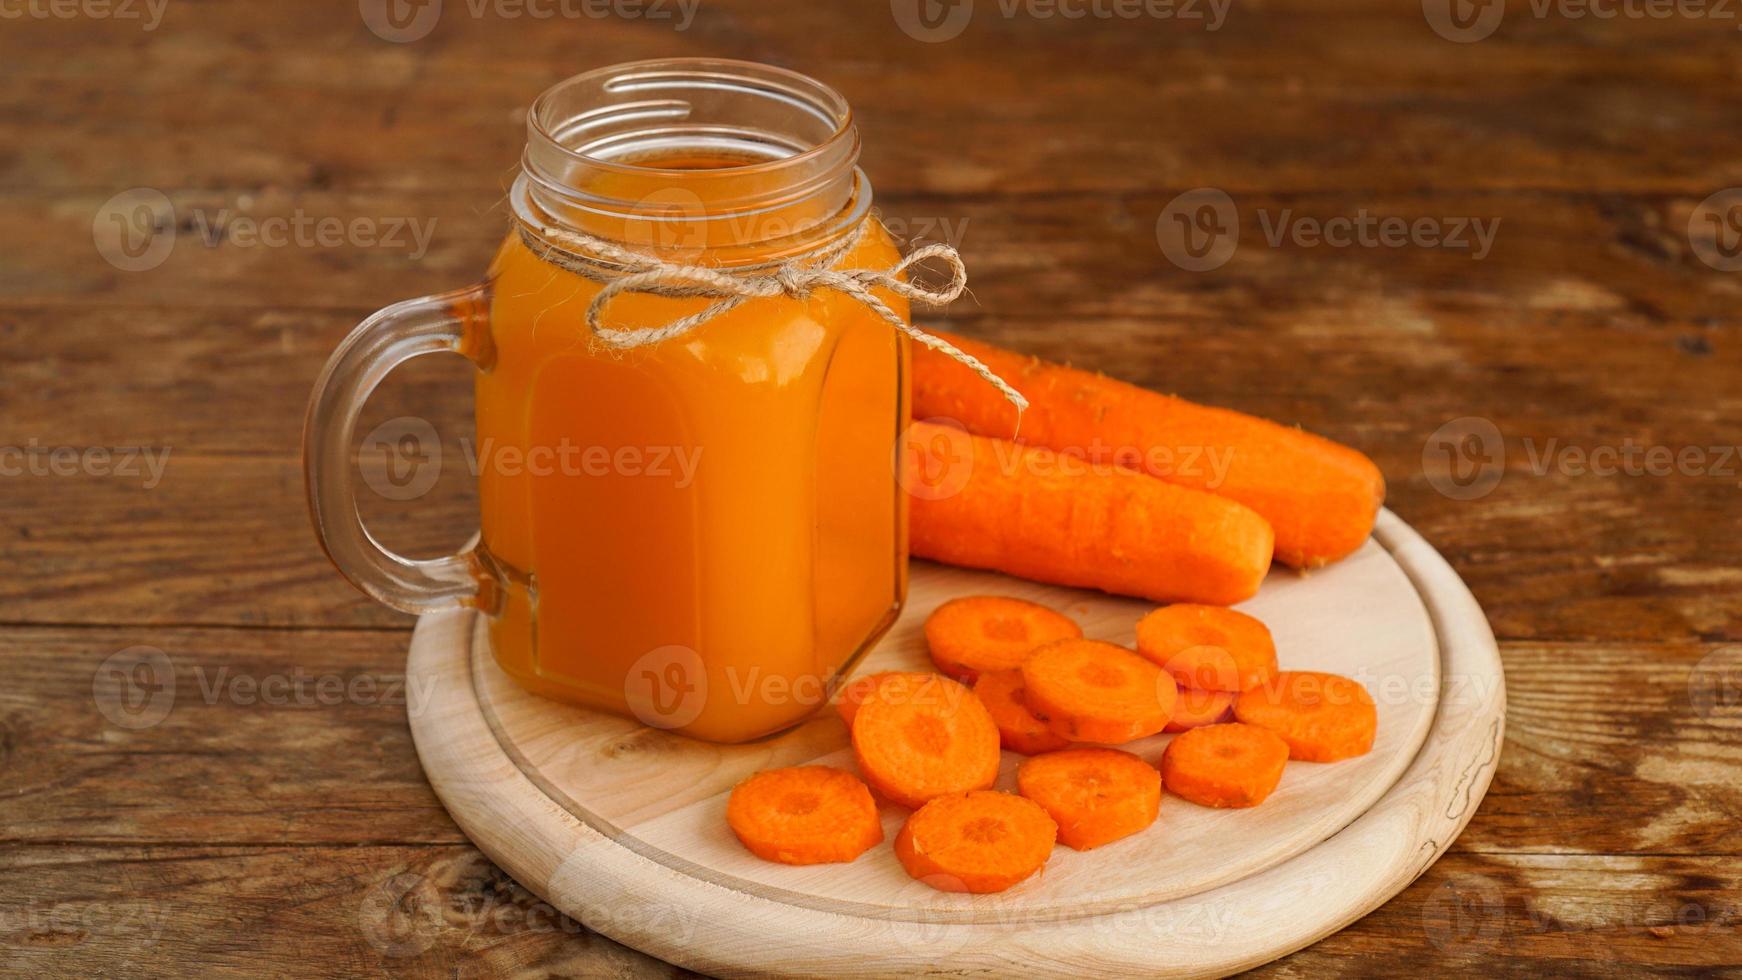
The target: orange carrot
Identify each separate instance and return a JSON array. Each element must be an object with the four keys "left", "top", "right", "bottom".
[
  {"left": 851, "top": 674, "right": 1001, "bottom": 809},
  {"left": 894, "top": 790, "right": 1057, "bottom": 893},
  {"left": 913, "top": 333, "right": 1385, "bottom": 568},
  {"left": 1135, "top": 604, "right": 1278, "bottom": 693},
  {"left": 835, "top": 671, "right": 945, "bottom": 727},
  {"left": 726, "top": 766, "right": 884, "bottom": 864},
  {"left": 1163, "top": 687, "right": 1236, "bottom": 732},
  {"left": 1160, "top": 723, "right": 1289, "bottom": 808},
  {"left": 1016, "top": 748, "right": 1161, "bottom": 850},
  {"left": 1233, "top": 671, "right": 1378, "bottom": 762},
  {"left": 974, "top": 669, "right": 1071, "bottom": 755},
  {"left": 1020, "top": 639, "right": 1177, "bottom": 744},
  {"left": 925, "top": 595, "right": 1083, "bottom": 683},
  {"left": 906, "top": 421, "right": 1275, "bottom": 606}
]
